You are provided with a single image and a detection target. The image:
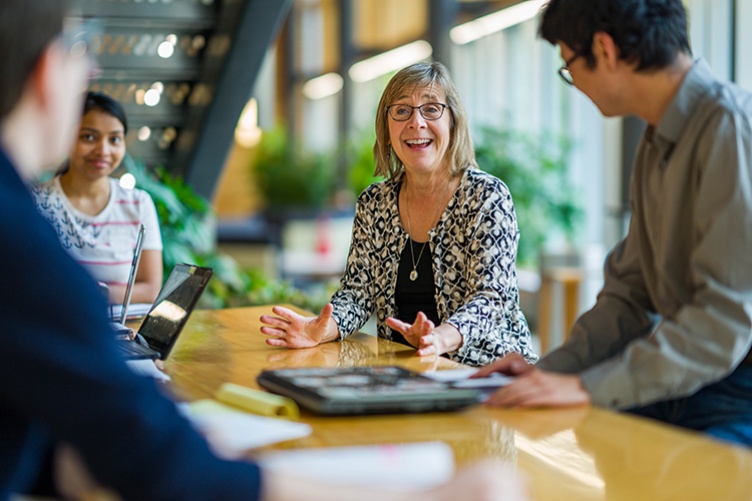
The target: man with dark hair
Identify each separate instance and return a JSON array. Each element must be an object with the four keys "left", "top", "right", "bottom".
[
  {"left": 0, "top": 1, "right": 521, "bottom": 499},
  {"left": 478, "top": 0, "right": 752, "bottom": 446}
]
